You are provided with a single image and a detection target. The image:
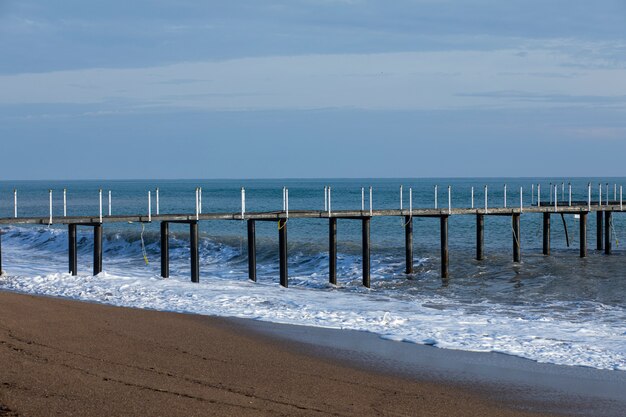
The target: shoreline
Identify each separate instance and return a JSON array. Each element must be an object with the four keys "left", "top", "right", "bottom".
[{"left": 0, "top": 291, "right": 624, "bottom": 416}]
